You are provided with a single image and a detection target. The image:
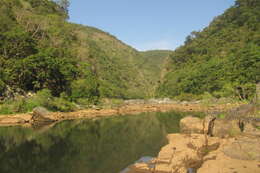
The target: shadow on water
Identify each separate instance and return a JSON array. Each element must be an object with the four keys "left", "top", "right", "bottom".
[{"left": 0, "top": 111, "right": 204, "bottom": 173}]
